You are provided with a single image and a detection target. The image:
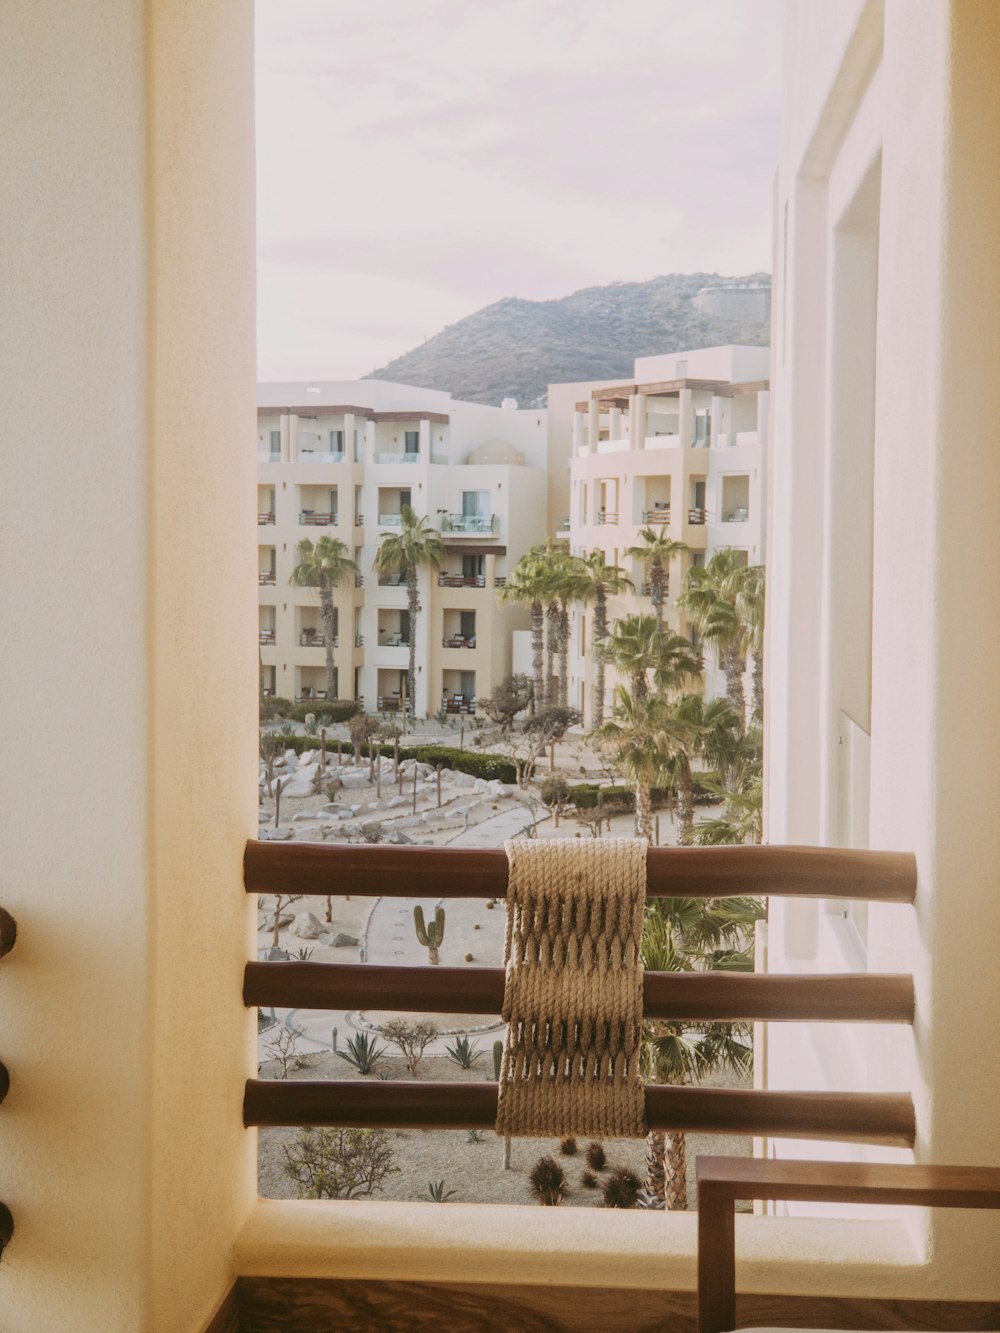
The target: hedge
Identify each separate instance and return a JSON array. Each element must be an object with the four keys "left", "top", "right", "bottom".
[
  {"left": 567, "top": 773, "right": 721, "bottom": 812},
  {"left": 370, "top": 743, "right": 517, "bottom": 784},
  {"left": 286, "top": 700, "right": 362, "bottom": 724}
]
